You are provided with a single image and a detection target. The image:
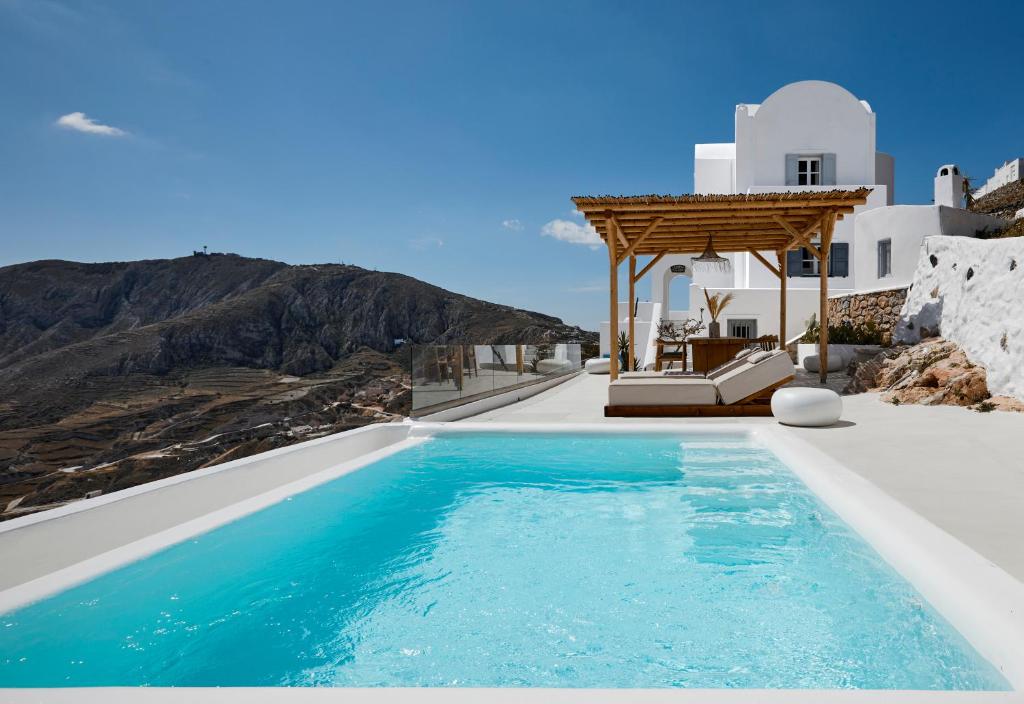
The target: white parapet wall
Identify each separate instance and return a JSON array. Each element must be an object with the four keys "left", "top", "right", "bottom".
[{"left": 896, "top": 235, "right": 1024, "bottom": 400}]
